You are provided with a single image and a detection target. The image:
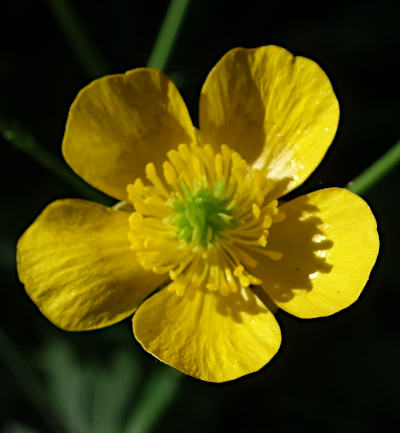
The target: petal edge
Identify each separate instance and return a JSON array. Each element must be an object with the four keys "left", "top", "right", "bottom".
[
  {"left": 254, "top": 188, "right": 379, "bottom": 318},
  {"left": 133, "top": 285, "right": 281, "bottom": 382},
  {"left": 199, "top": 45, "right": 340, "bottom": 196},
  {"left": 63, "top": 68, "right": 195, "bottom": 200},
  {"left": 17, "top": 199, "right": 167, "bottom": 330}
]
